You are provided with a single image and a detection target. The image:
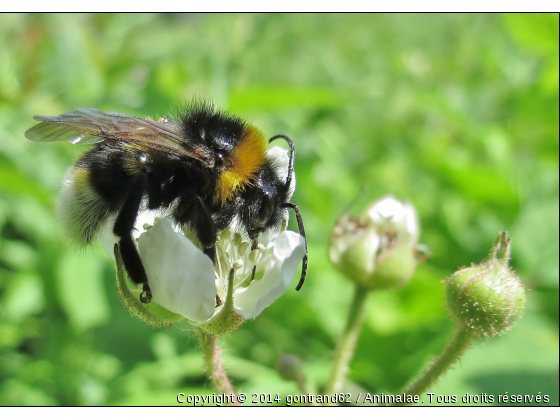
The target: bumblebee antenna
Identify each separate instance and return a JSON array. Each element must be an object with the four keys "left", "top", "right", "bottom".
[
  {"left": 270, "top": 135, "right": 306, "bottom": 290},
  {"left": 282, "top": 202, "right": 308, "bottom": 291},
  {"left": 269, "top": 134, "right": 294, "bottom": 189}
]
